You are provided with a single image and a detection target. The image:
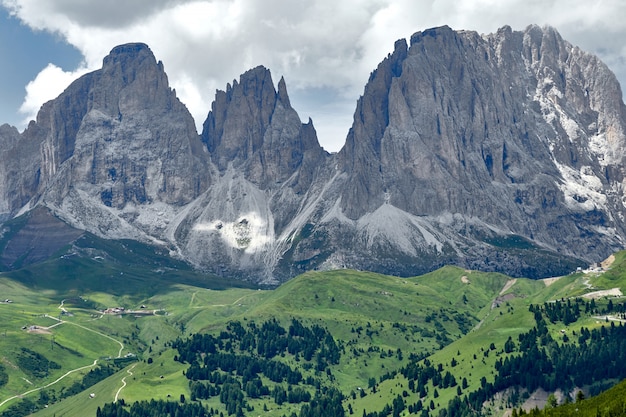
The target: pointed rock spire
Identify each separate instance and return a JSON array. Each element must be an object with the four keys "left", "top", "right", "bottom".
[
  {"left": 277, "top": 76, "right": 291, "bottom": 108},
  {"left": 202, "top": 66, "right": 326, "bottom": 189}
]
